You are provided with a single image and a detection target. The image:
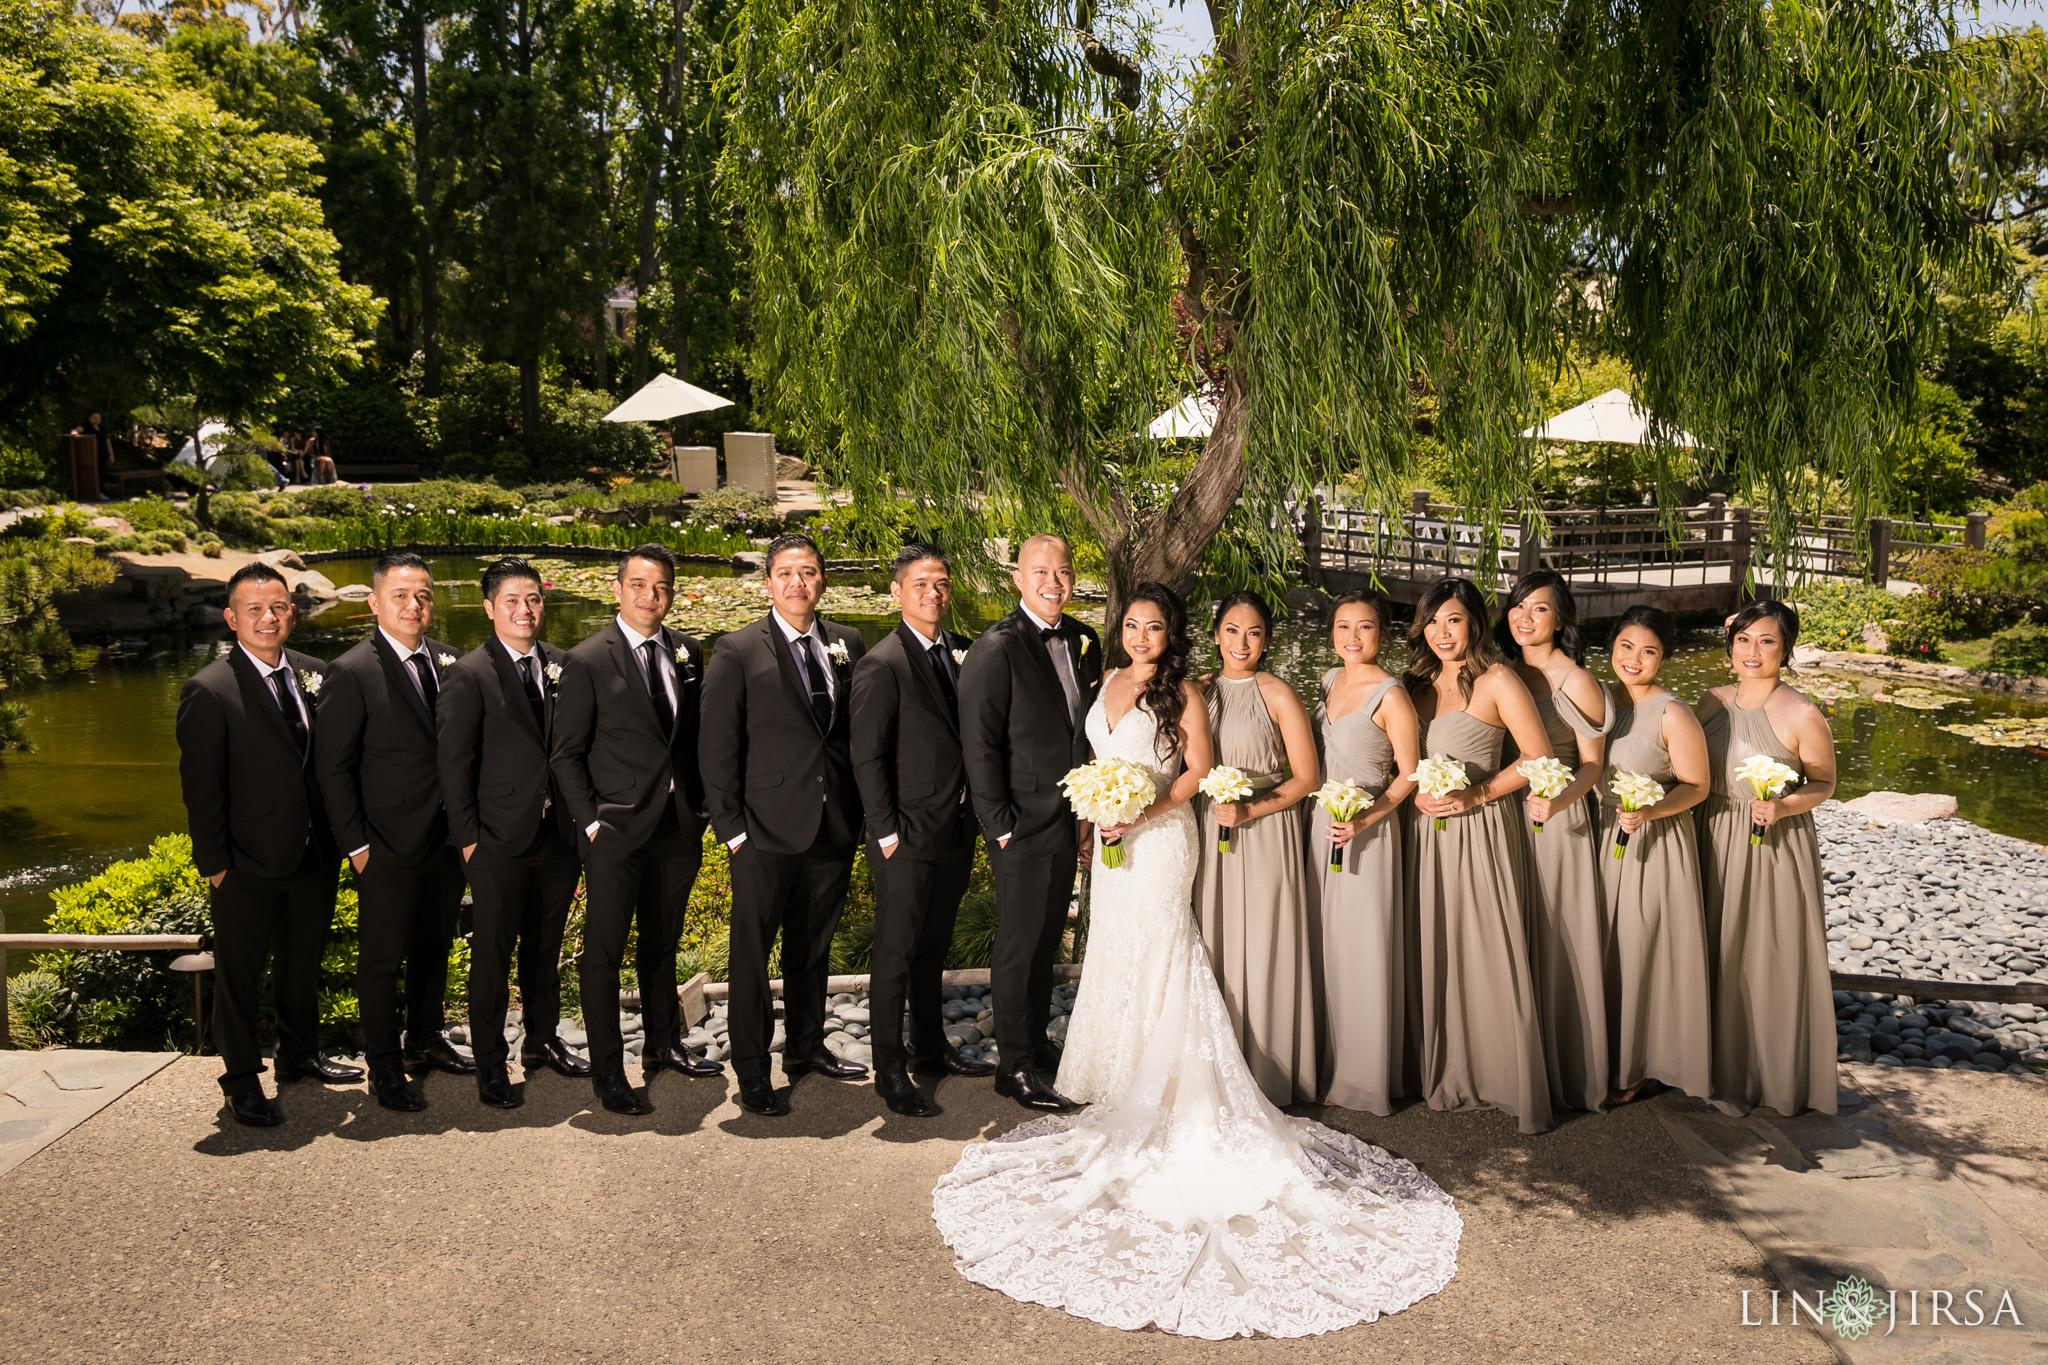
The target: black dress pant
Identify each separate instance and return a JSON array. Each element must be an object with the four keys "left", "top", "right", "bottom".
[
  {"left": 988, "top": 819, "right": 1078, "bottom": 1067},
  {"left": 580, "top": 804, "right": 703, "bottom": 1079},
  {"left": 866, "top": 813, "right": 975, "bottom": 1073},
  {"left": 465, "top": 828, "right": 580, "bottom": 1068},
  {"left": 353, "top": 845, "right": 466, "bottom": 1070},
  {"left": 209, "top": 844, "right": 337, "bottom": 1094},
  {"left": 727, "top": 831, "right": 856, "bottom": 1084}
]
